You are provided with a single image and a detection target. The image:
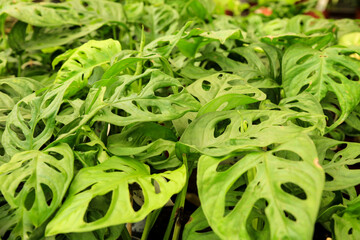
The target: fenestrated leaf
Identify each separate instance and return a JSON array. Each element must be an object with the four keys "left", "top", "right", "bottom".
[
  {"left": 24, "top": 22, "right": 104, "bottom": 51},
  {"left": 180, "top": 109, "right": 324, "bottom": 156},
  {"left": 333, "top": 196, "right": 360, "bottom": 240},
  {"left": 54, "top": 39, "right": 122, "bottom": 98},
  {"left": 197, "top": 134, "right": 324, "bottom": 240},
  {"left": 313, "top": 137, "right": 360, "bottom": 191},
  {"left": 1, "top": 2, "right": 84, "bottom": 27},
  {"left": 2, "top": 81, "right": 70, "bottom": 157},
  {"left": 45, "top": 157, "right": 186, "bottom": 235},
  {"left": 93, "top": 70, "right": 201, "bottom": 126},
  {"left": 282, "top": 44, "right": 360, "bottom": 131},
  {"left": 107, "top": 122, "right": 180, "bottom": 169},
  {"left": 182, "top": 207, "right": 220, "bottom": 240},
  {"left": 142, "top": 4, "right": 179, "bottom": 42},
  {"left": 186, "top": 73, "right": 266, "bottom": 106},
  {"left": 0, "top": 77, "right": 42, "bottom": 127},
  {"left": 0, "top": 205, "right": 33, "bottom": 240},
  {"left": 0, "top": 143, "right": 74, "bottom": 227}
]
